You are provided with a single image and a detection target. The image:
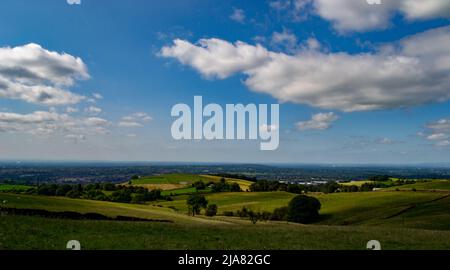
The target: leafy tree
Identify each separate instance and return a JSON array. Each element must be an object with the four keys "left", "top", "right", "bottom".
[
  {"left": 271, "top": 206, "right": 288, "bottom": 221},
  {"left": 192, "top": 181, "right": 206, "bottom": 190},
  {"left": 101, "top": 183, "right": 116, "bottom": 191},
  {"left": 131, "top": 193, "right": 146, "bottom": 204},
  {"left": 360, "top": 183, "right": 375, "bottom": 192},
  {"left": 66, "top": 189, "right": 82, "bottom": 199},
  {"left": 205, "top": 204, "right": 218, "bottom": 217},
  {"left": 287, "top": 195, "right": 321, "bottom": 224},
  {"left": 186, "top": 194, "right": 208, "bottom": 216},
  {"left": 37, "top": 184, "right": 58, "bottom": 196},
  {"left": 55, "top": 185, "right": 73, "bottom": 196},
  {"left": 110, "top": 189, "right": 133, "bottom": 203},
  {"left": 247, "top": 210, "right": 260, "bottom": 224}
]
